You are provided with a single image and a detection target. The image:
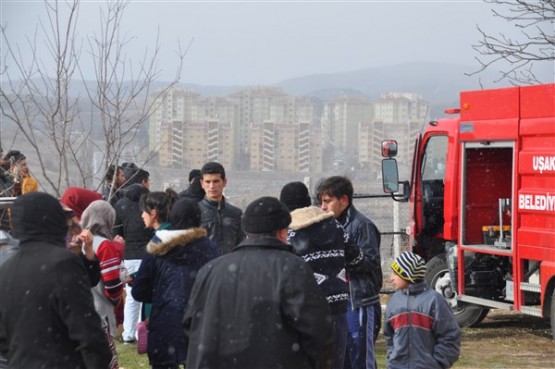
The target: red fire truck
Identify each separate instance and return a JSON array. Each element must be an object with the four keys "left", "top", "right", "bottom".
[{"left": 381, "top": 83, "right": 555, "bottom": 338}]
